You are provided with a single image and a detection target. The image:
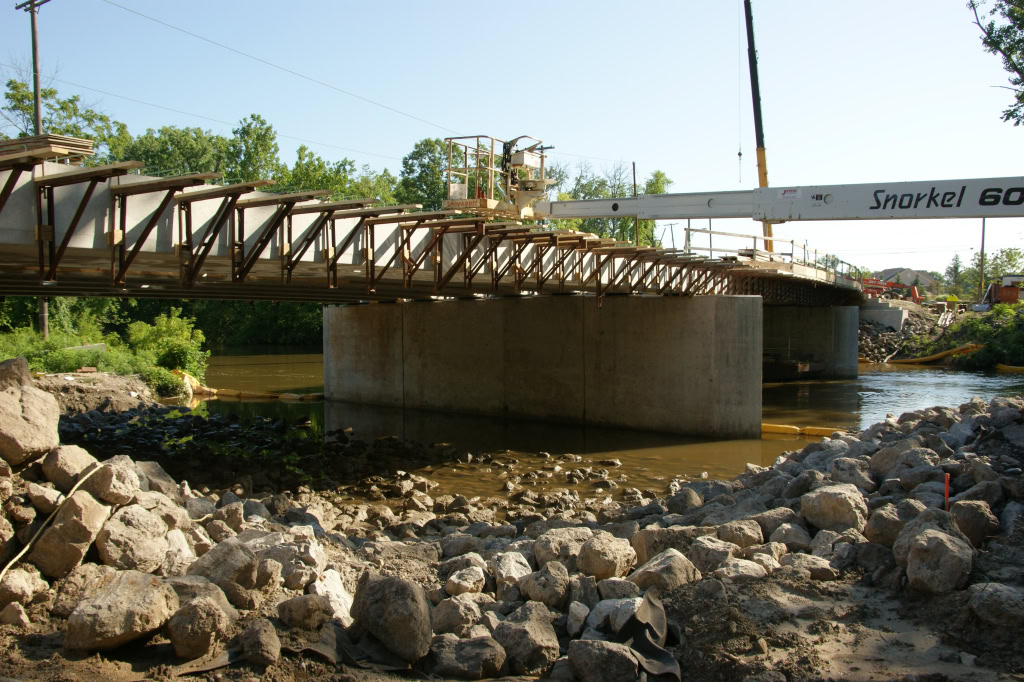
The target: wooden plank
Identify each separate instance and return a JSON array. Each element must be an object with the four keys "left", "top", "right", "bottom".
[
  {"left": 288, "top": 198, "right": 378, "bottom": 215},
  {"left": 175, "top": 180, "right": 276, "bottom": 202},
  {"left": 235, "top": 189, "right": 331, "bottom": 208},
  {"left": 363, "top": 211, "right": 458, "bottom": 226},
  {"left": 0, "top": 146, "right": 75, "bottom": 170},
  {"left": 109, "top": 173, "right": 220, "bottom": 197},
  {"left": 34, "top": 161, "right": 144, "bottom": 188},
  {"left": 325, "top": 204, "right": 422, "bottom": 219}
]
